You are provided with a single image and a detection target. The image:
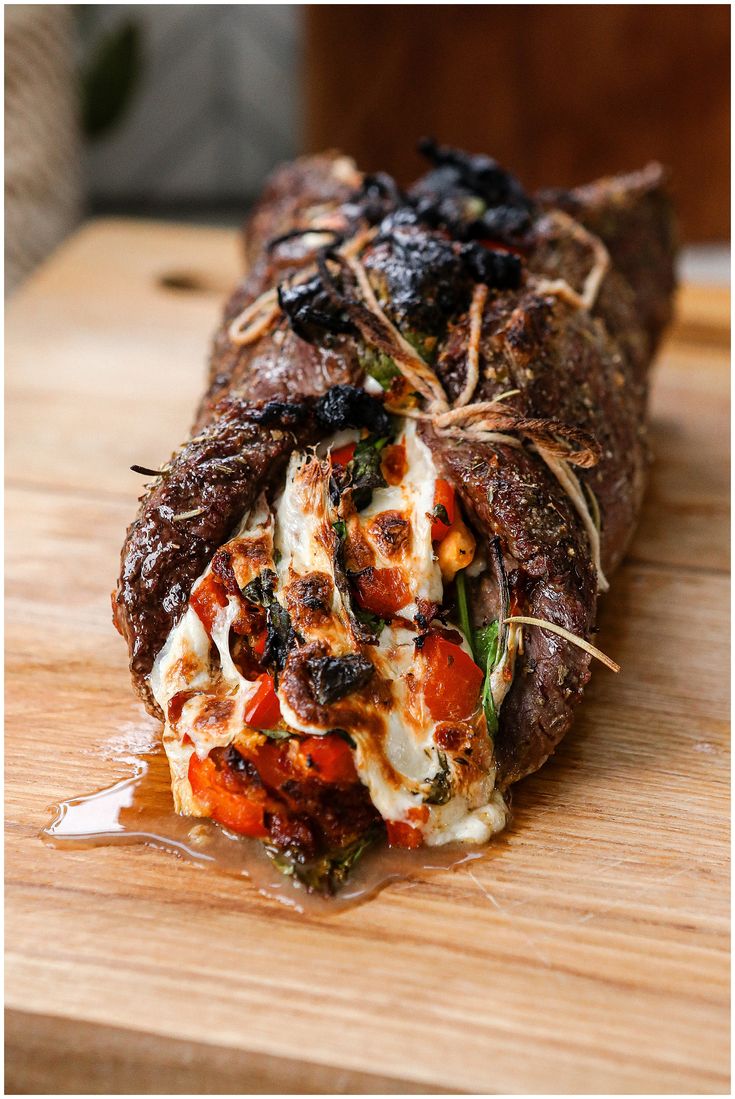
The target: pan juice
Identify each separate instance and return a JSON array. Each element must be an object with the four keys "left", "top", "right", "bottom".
[{"left": 42, "top": 749, "right": 505, "bottom": 913}]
